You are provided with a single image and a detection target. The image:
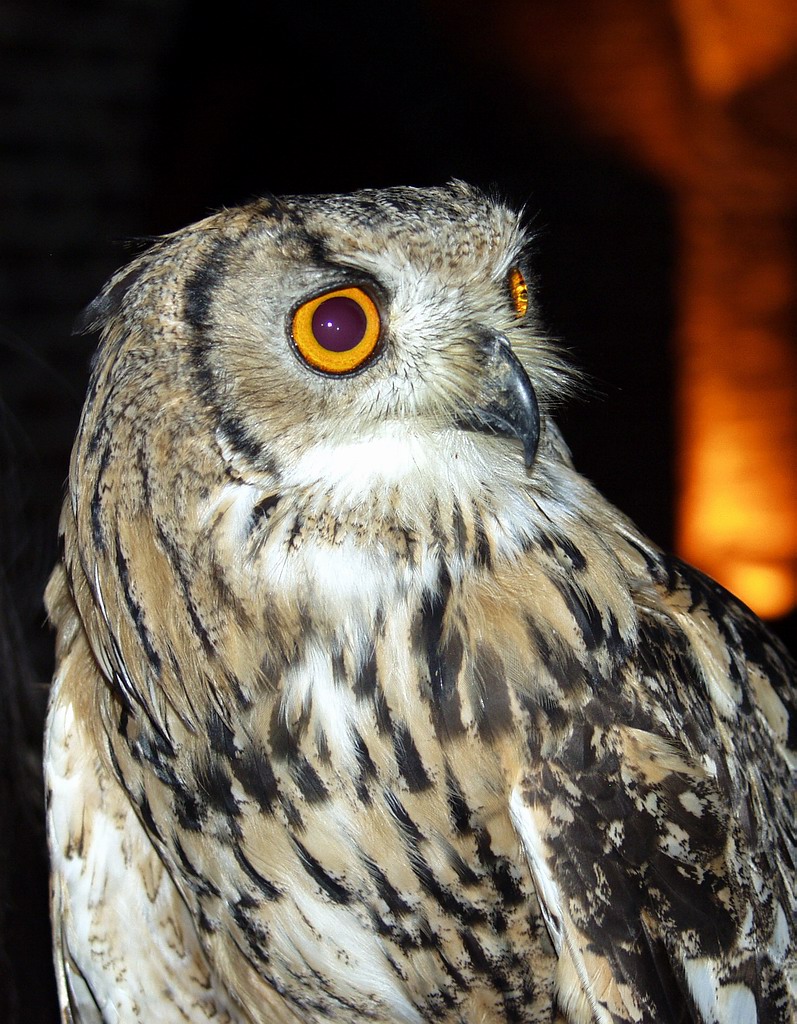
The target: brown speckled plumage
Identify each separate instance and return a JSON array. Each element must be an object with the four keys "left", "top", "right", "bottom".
[{"left": 45, "top": 183, "right": 796, "bottom": 1023}]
